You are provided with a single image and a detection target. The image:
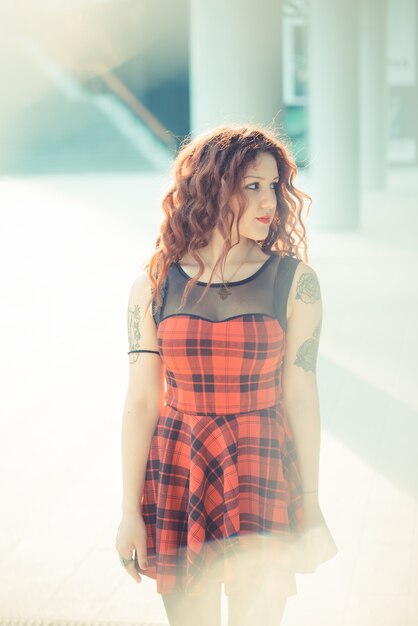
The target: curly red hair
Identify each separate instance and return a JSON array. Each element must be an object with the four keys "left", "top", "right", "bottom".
[{"left": 142, "top": 123, "right": 312, "bottom": 319}]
